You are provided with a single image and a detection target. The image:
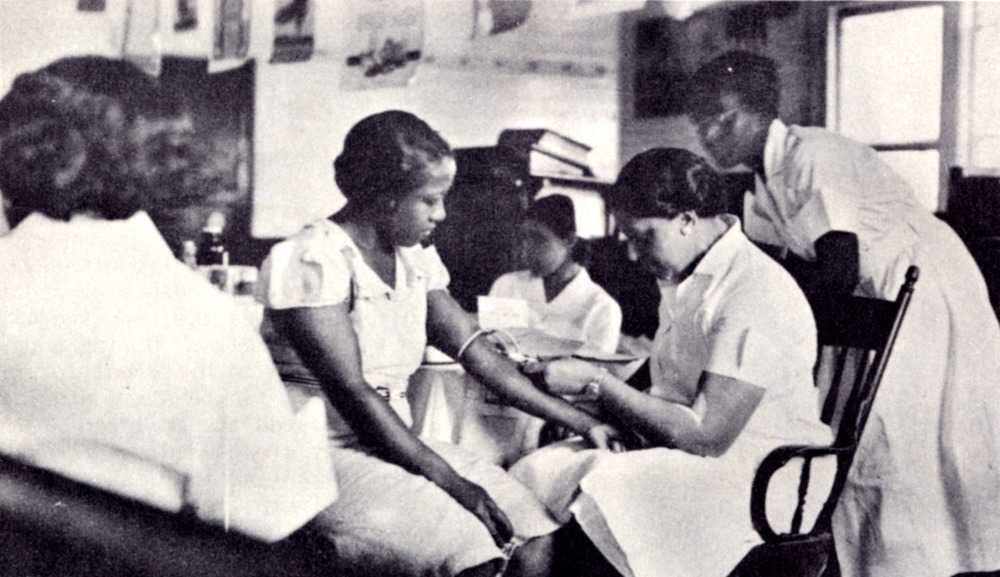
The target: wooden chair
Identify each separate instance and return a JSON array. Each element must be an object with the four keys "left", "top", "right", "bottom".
[
  {"left": 728, "top": 265, "right": 920, "bottom": 577},
  {"left": 0, "top": 454, "right": 339, "bottom": 577}
]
